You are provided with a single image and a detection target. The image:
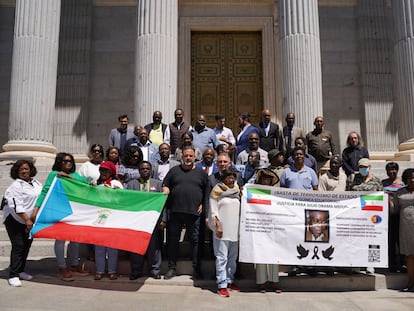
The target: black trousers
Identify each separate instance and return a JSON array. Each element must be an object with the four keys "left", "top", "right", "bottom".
[{"left": 4, "top": 215, "right": 33, "bottom": 278}]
